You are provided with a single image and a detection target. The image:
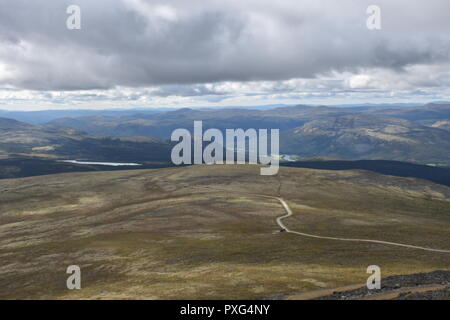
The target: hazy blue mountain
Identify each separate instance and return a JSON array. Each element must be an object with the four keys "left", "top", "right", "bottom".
[
  {"left": 0, "top": 109, "right": 162, "bottom": 125},
  {"left": 3, "top": 103, "right": 449, "bottom": 167},
  {"left": 0, "top": 117, "right": 172, "bottom": 162},
  {"left": 281, "top": 114, "right": 450, "bottom": 165}
]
